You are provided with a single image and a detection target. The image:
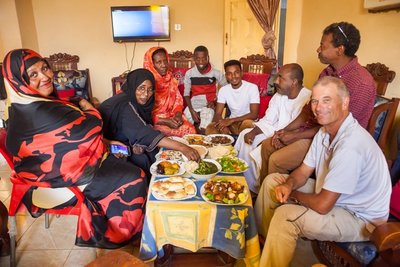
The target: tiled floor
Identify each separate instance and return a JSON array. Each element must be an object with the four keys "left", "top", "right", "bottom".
[{"left": 0, "top": 157, "right": 320, "bottom": 266}]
